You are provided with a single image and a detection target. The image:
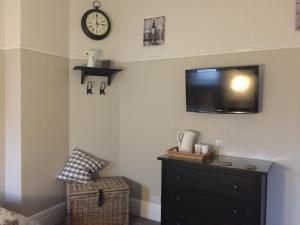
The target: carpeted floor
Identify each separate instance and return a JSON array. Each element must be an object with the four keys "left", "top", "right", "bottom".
[
  {"left": 58, "top": 216, "right": 160, "bottom": 225},
  {"left": 130, "top": 216, "right": 160, "bottom": 225}
]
